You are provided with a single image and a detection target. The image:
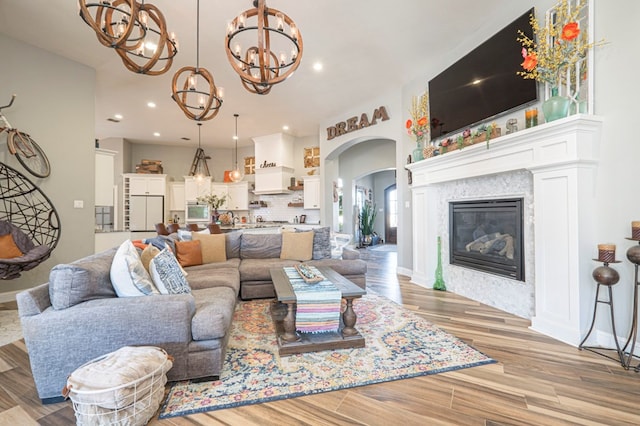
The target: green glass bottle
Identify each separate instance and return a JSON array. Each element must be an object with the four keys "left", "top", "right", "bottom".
[{"left": 433, "top": 236, "right": 446, "bottom": 291}]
